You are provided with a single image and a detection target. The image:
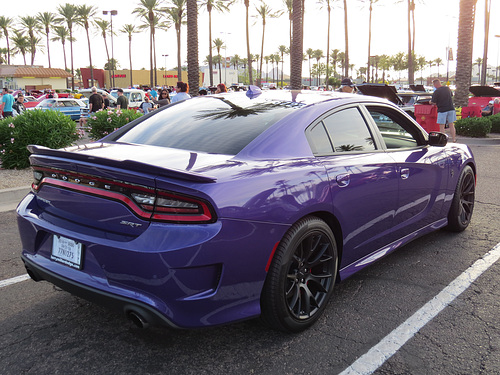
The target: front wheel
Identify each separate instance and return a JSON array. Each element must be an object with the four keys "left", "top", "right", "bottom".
[
  {"left": 446, "top": 165, "right": 475, "bottom": 232},
  {"left": 261, "top": 216, "right": 338, "bottom": 332}
]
